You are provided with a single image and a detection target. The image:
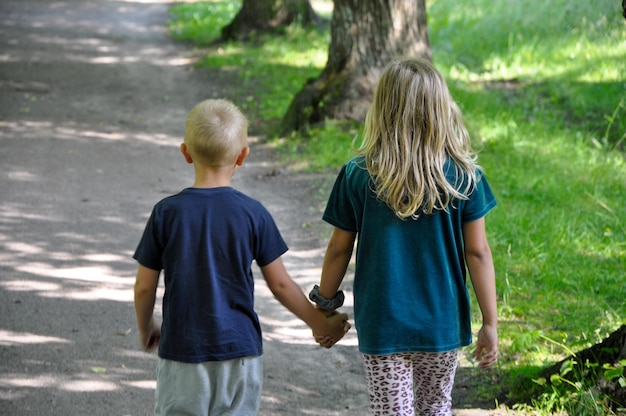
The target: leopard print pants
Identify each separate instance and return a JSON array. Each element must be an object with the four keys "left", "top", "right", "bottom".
[{"left": 362, "top": 350, "right": 458, "bottom": 416}]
